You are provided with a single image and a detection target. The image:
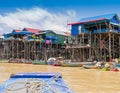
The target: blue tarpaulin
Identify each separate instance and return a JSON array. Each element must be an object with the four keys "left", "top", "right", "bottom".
[
  {"left": 46, "top": 35, "right": 58, "bottom": 40},
  {"left": 0, "top": 72, "right": 74, "bottom": 93}
]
